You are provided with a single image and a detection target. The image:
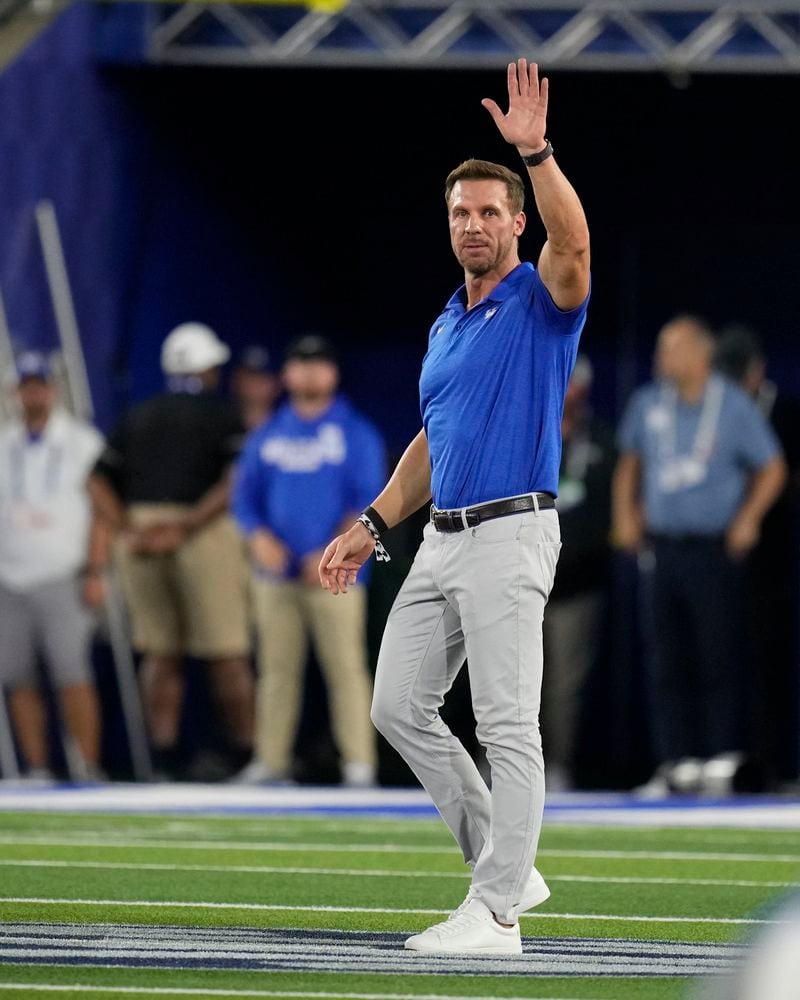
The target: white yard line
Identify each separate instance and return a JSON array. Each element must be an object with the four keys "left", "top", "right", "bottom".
[
  {"left": 1, "top": 834, "right": 799, "bottom": 864},
  {"left": 0, "top": 859, "right": 796, "bottom": 890},
  {"left": 0, "top": 987, "right": 601, "bottom": 1000},
  {"left": 0, "top": 896, "right": 786, "bottom": 925},
  {"left": 0, "top": 836, "right": 456, "bottom": 855}
]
